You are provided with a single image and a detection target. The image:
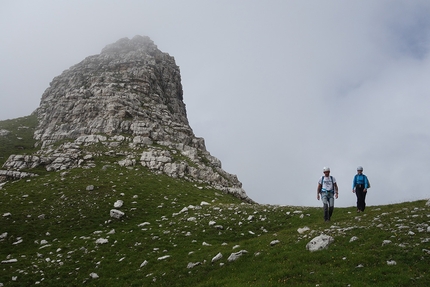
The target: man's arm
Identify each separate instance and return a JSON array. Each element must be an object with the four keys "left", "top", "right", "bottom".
[
  {"left": 317, "top": 183, "right": 322, "bottom": 200},
  {"left": 334, "top": 182, "right": 339, "bottom": 199}
]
